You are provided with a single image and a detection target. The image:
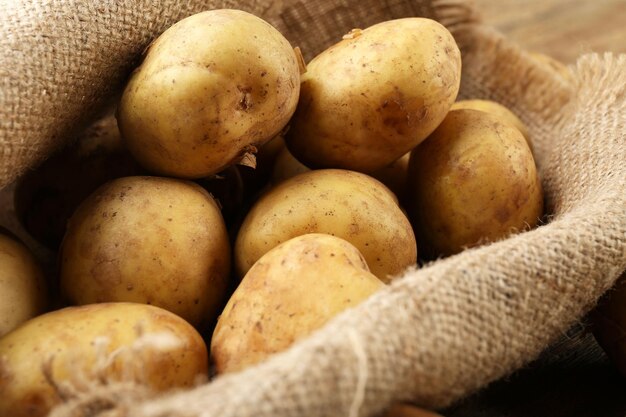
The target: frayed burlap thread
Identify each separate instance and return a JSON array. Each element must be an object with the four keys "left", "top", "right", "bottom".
[{"left": 1, "top": 0, "right": 624, "bottom": 416}]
